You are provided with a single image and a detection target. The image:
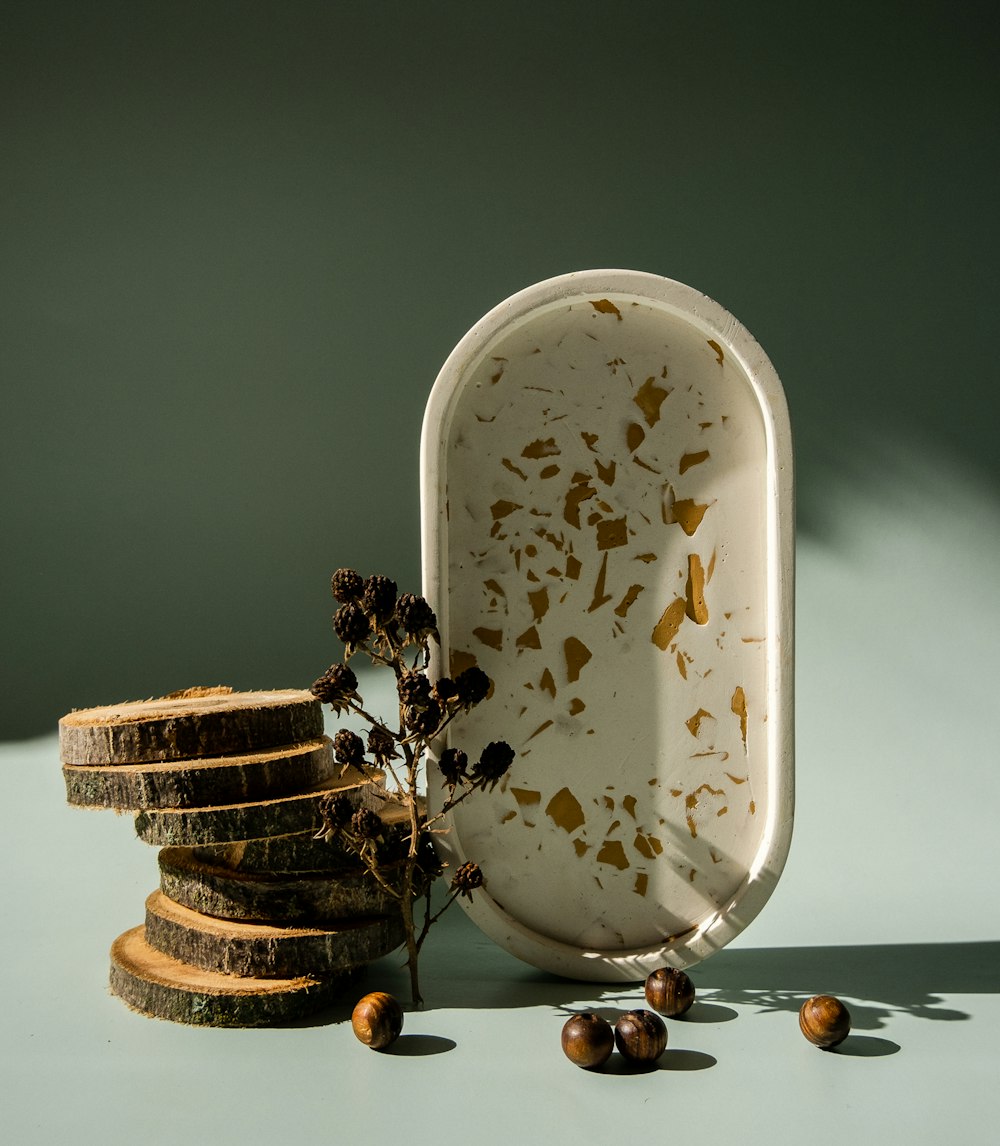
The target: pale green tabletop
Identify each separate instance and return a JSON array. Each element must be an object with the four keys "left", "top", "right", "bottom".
[{"left": 5, "top": 501, "right": 1000, "bottom": 1145}]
